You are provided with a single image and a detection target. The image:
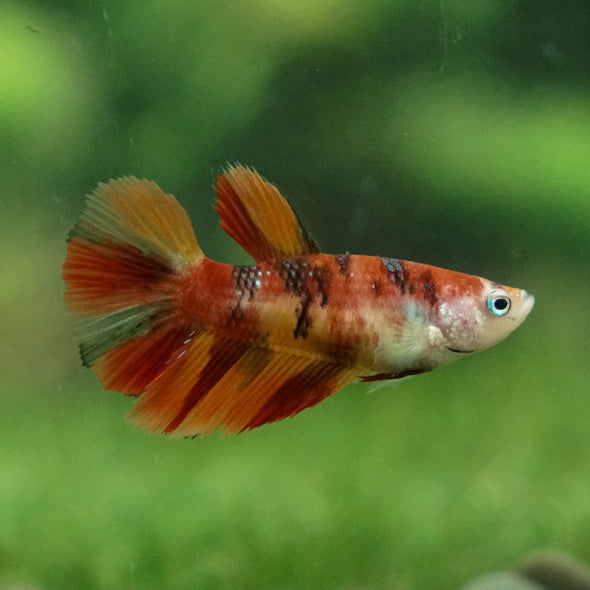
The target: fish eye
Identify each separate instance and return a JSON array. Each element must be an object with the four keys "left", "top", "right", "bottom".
[{"left": 487, "top": 290, "right": 511, "bottom": 317}]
